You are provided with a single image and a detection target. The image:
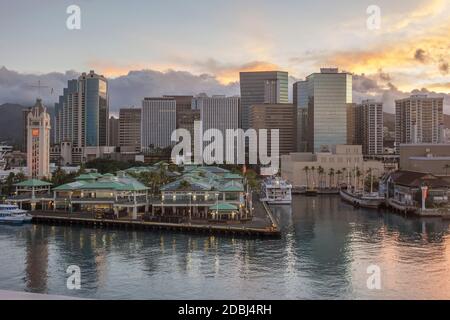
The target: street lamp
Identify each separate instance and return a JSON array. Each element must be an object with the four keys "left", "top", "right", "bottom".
[{"left": 188, "top": 192, "right": 192, "bottom": 223}]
